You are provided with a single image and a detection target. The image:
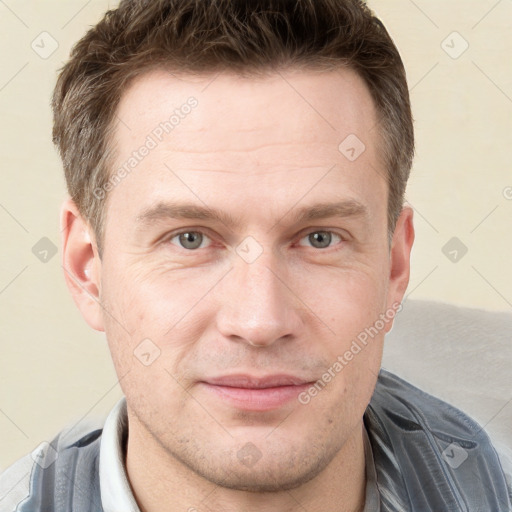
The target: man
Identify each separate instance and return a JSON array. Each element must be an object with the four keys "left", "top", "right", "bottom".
[{"left": 0, "top": 0, "right": 510, "bottom": 511}]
